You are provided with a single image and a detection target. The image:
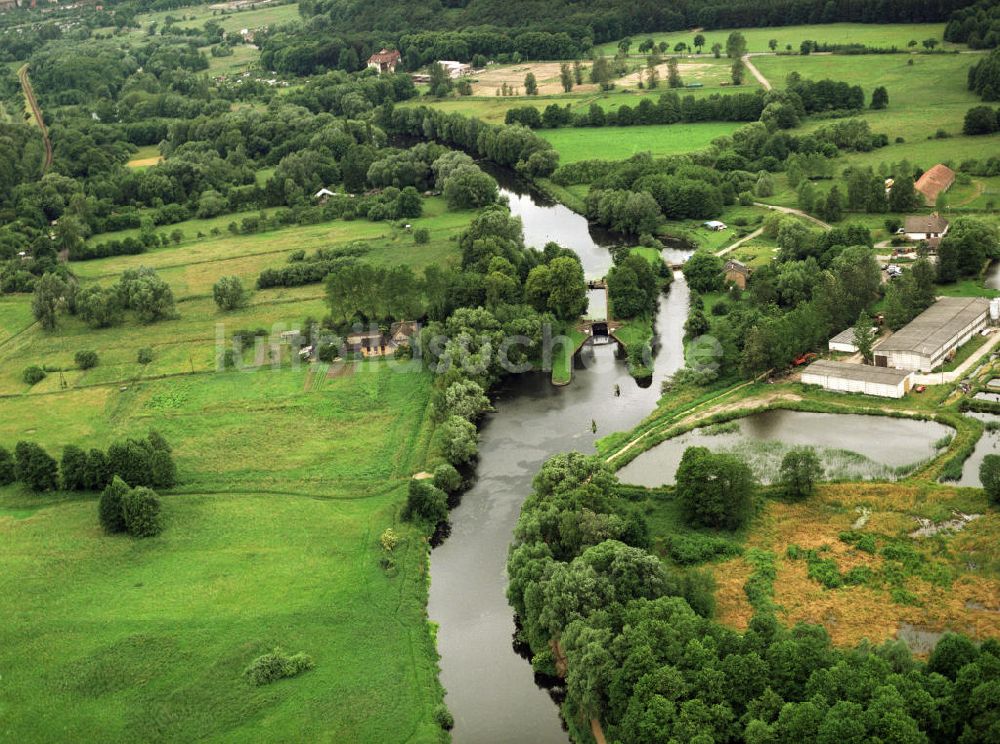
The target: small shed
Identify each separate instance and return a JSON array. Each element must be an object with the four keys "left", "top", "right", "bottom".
[
  {"left": 703, "top": 220, "right": 727, "bottom": 231},
  {"left": 828, "top": 328, "right": 859, "bottom": 353},
  {"left": 801, "top": 359, "right": 912, "bottom": 399},
  {"left": 315, "top": 188, "right": 336, "bottom": 204}
]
